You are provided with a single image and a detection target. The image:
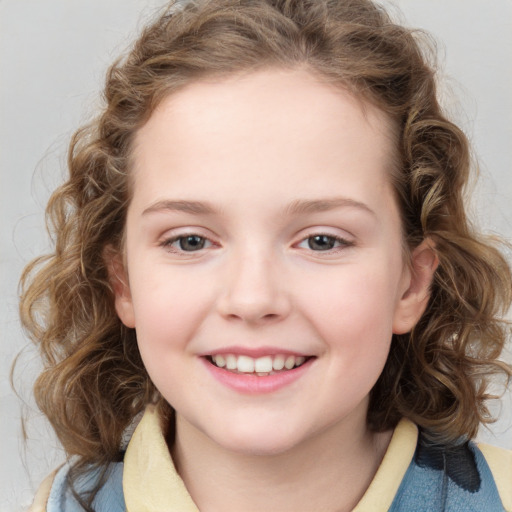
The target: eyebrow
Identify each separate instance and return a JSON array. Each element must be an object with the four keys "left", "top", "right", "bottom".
[
  {"left": 284, "top": 197, "right": 376, "bottom": 217},
  {"left": 142, "top": 200, "right": 217, "bottom": 216},
  {"left": 142, "top": 197, "right": 375, "bottom": 217}
]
